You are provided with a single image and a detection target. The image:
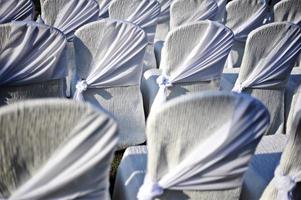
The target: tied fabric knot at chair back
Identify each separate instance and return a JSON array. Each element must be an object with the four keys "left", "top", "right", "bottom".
[
  {"left": 0, "top": 0, "right": 34, "bottom": 24},
  {"left": 232, "top": 22, "right": 301, "bottom": 93},
  {"left": 0, "top": 99, "right": 118, "bottom": 199},
  {"left": 72, "top": 19, "right": 148, "bottom": 102},
  {"left": 152, "top": 21, "right": 234, "bottom": 107},
  {"left": 0, "top": 21, "right": 67, "bottom": 86},
  {"left": 109, "top": 0, "right": 161, "bottom": 44},
  {"left": 39, "top": 0, "right": 100, "bottom": 41},
  {"left": 170, "top": 0, "right": 218, "bottom": 29},
  {"left": 138, "top": 92, "right": 270, "bottom": 200}
]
